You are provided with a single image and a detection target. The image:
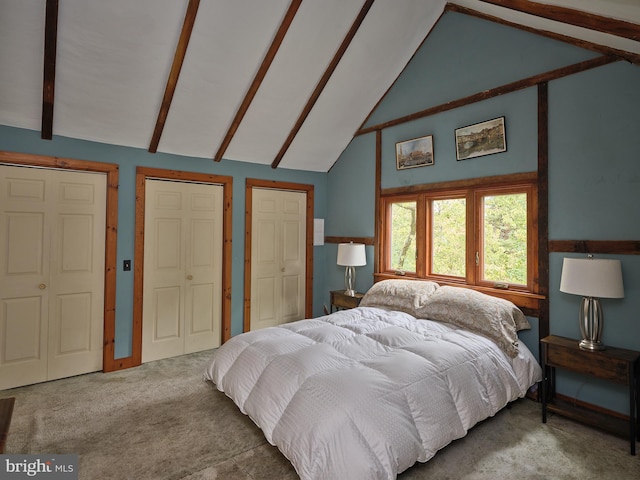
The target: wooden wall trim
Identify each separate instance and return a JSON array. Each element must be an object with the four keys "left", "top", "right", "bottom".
[
  {"left": 549, "top": 240, "right": 640, "bottom": 255},
  {"left": 447, "top": 3, "right": 640, "bottom": 65},
  {"left": 357, "top": 55, "right": 617, "bottom": 136},
  {"left": 0, "top": 151, "right": 120, "bottom": 372},
  {"left": 380, "top": 171, "right": 537, "bottom": 197},
  {"left": 325, "top": 236, "right": 374, "bottom": 245},
  {"left": 375, "top": 130, "right": 382, "bottom": 274},
  {"left": 477, "top": 0, "right": 640, "bottom": 43},
  {"left": 132, "top": 167, "right": 234, "bottom": 367},
  {"left": 537, "top": 82, "right": 550, "bottom": 340}
]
